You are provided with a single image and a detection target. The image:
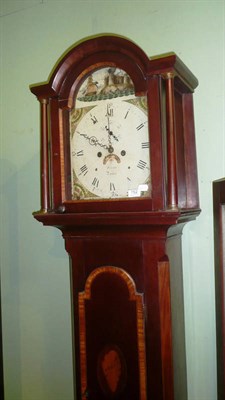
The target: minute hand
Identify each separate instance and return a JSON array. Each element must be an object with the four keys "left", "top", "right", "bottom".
[{"left": 105, "top": 105, "right": 119, "bottom": 143}]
